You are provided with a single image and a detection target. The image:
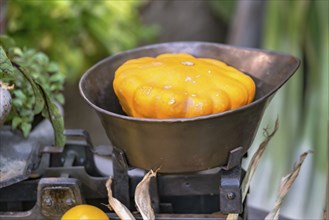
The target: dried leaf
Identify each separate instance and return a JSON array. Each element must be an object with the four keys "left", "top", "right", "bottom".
[
  {"left": 105, "top": 178, "right": 135, "bottom": 220},
  {"left": 242, "top": 118, "right": 279, "bottom": 201},
  {"left": 0, "top": 81, "right": 14, "bottom": 90},
  {"left": 226, "top": 213, "right": 239, "bottom": 220},
  {"left": 135, "top": 169, "right": 157, "bottom": 220},
  {"left": 265, "top": 151, "right": 311, "bottom": 220},
  {"left": 226, "top": 119, "right": 279, "bottom": 220}
]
